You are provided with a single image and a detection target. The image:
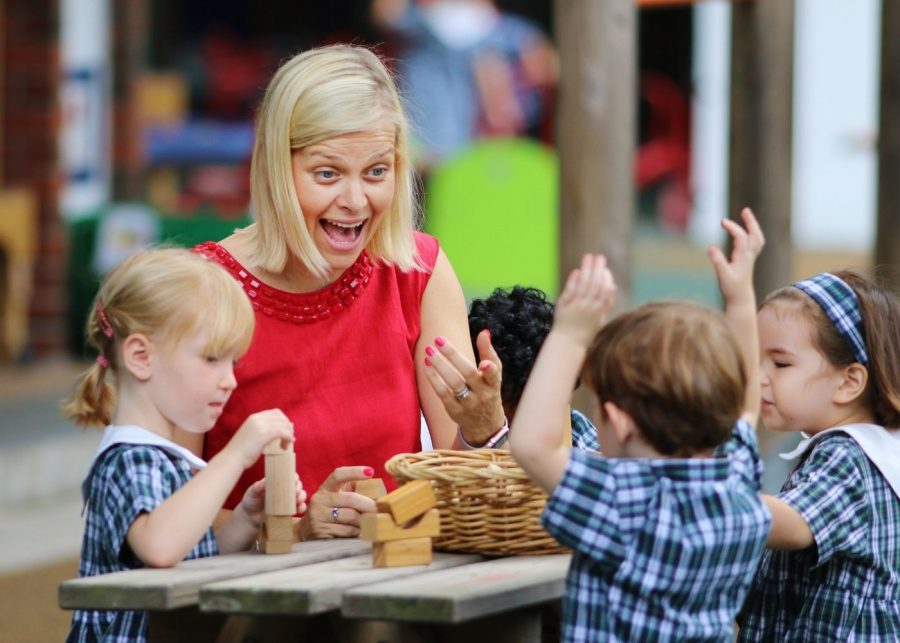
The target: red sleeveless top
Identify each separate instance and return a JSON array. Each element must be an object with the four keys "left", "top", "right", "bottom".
[{"left": 197, "top": 233, "right": 439, "bottom": 509}]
